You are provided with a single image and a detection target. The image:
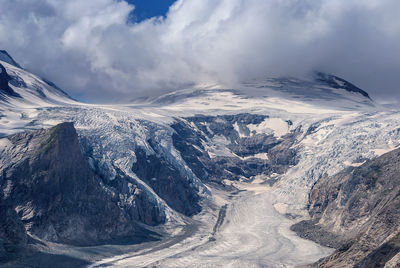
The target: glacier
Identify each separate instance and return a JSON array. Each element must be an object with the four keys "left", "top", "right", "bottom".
[{"left": 1, "top": 53, "right": 400, "bottom": 267}]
